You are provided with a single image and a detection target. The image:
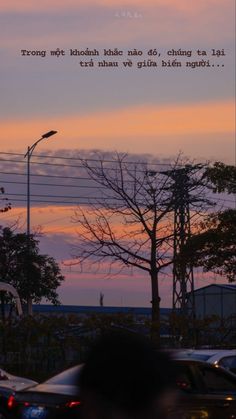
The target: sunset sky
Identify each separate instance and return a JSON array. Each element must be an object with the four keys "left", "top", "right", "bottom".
[{"left": 0, "top": 0, "right": 235, "bottom": 308}]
